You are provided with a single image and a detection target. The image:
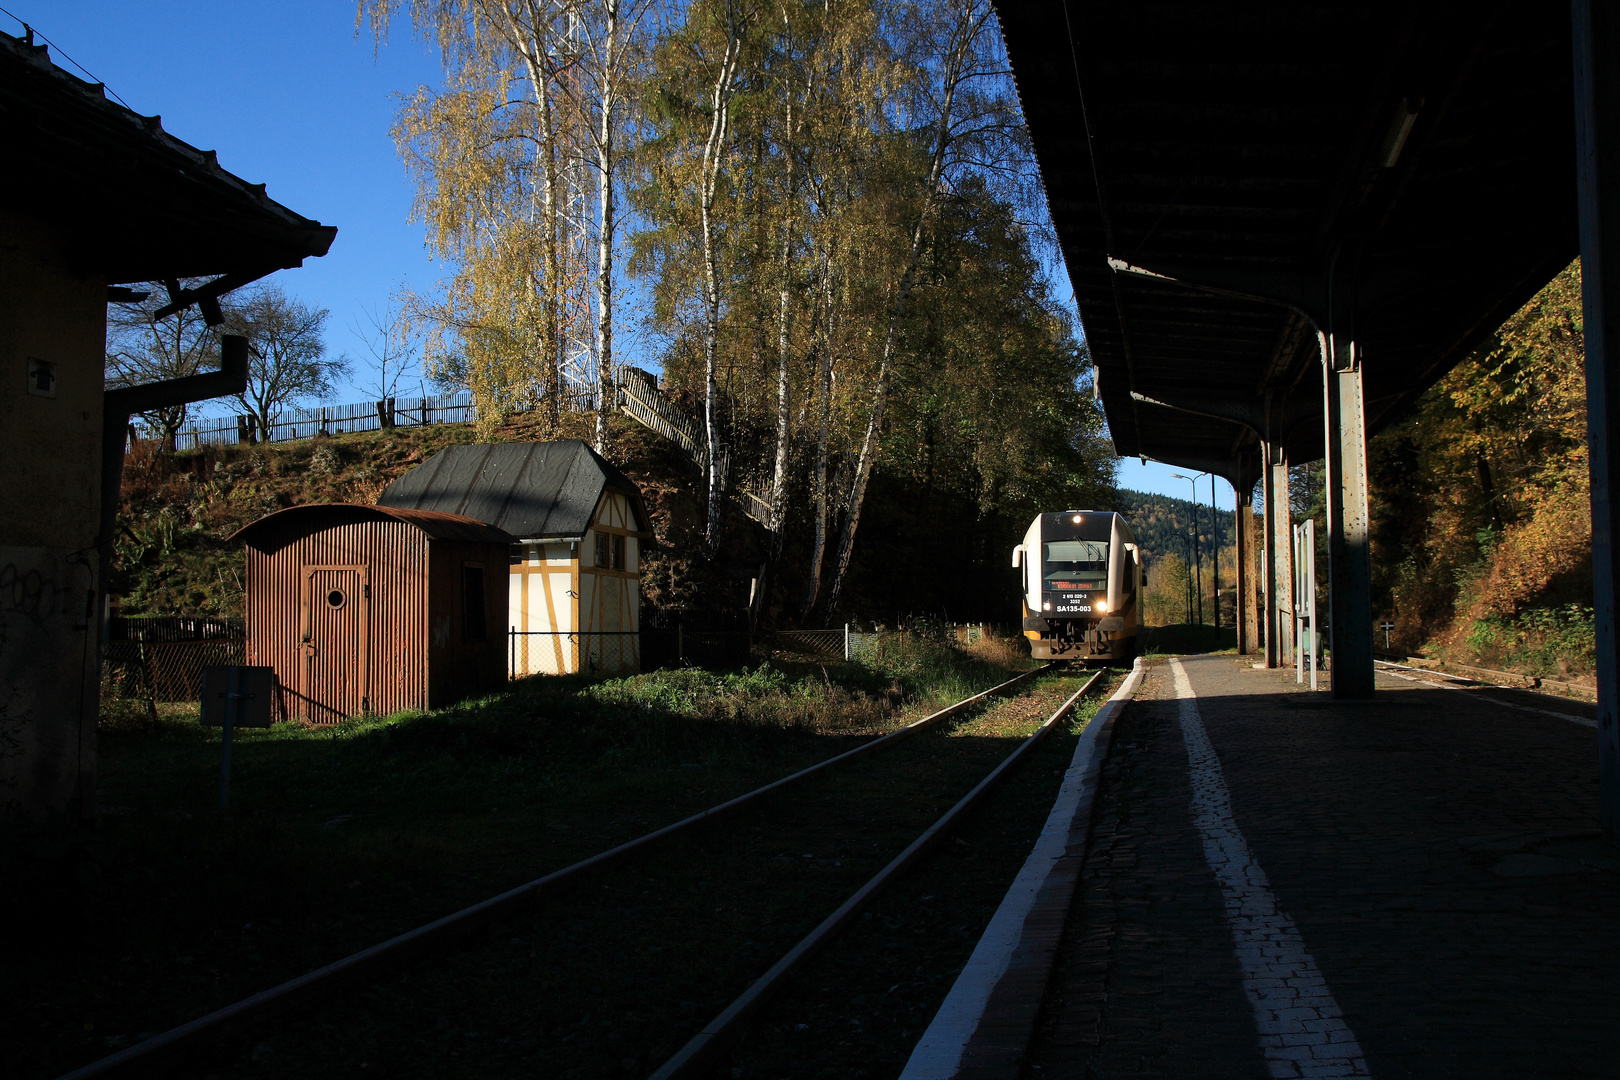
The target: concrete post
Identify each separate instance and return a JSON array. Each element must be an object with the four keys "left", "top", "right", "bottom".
[
  {"left": 1322, "top": 330, "right": 1375, "bottom": 698},
  {"left": 1573, "top": 0, "right": 1620, "bottom": 838}
]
